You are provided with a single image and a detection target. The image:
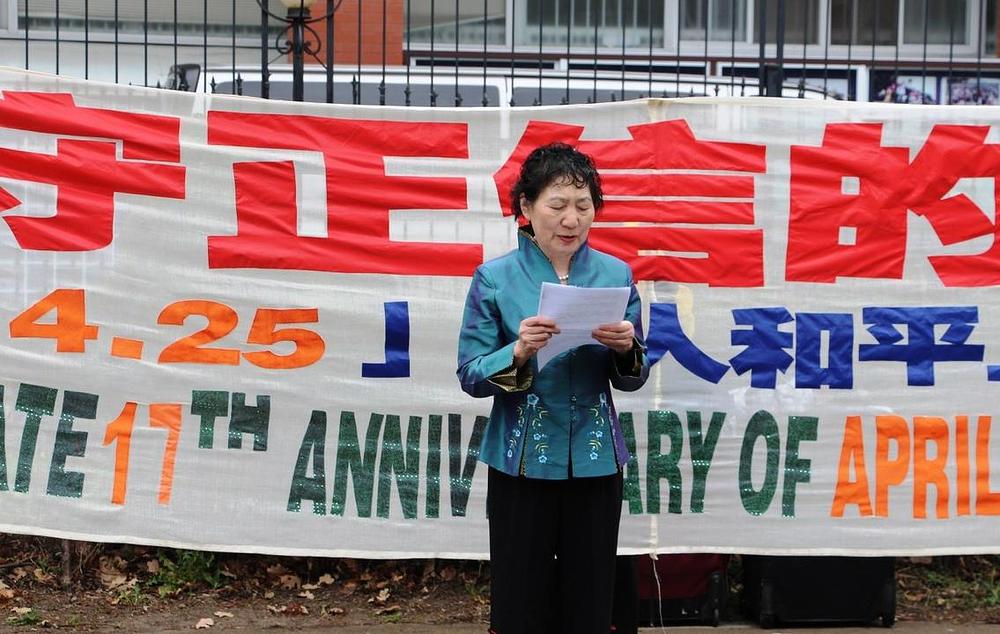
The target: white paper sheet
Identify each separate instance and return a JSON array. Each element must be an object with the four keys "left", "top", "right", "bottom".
[{"left": 535, "top": 282, "right": 630, "bottom": 370}]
